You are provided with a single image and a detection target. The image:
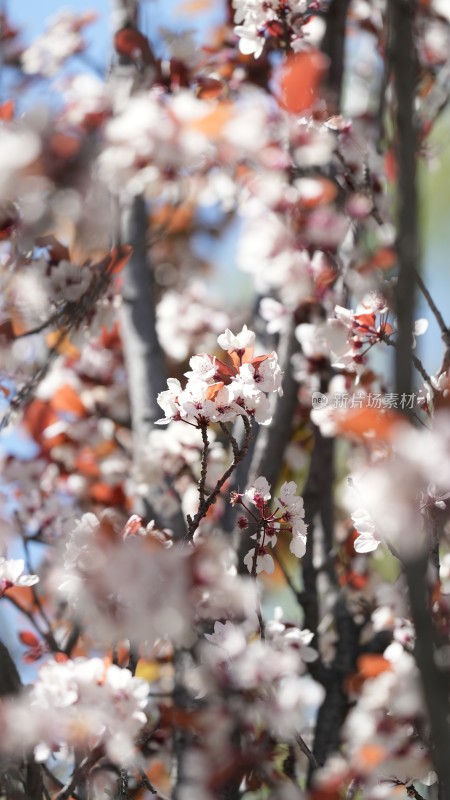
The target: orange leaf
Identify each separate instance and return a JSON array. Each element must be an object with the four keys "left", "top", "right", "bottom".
[
  {"left": 191, "top": 102, "right": 234, "bottom": 138},
  {"left": 335, "top": 406, "right": 402, "bottom": 443},
  {"left": 358, "top": 743, "right": 386, "bottom": 769},
  {"left": 206, "top": 381, "right": 224, "bottom": 400},
  {"left": 52, "top": 384, "right": 86, "bottom": 418},
  {"left": 10, "top": 307, "right": 29, "bottom": 338},
  {"left": 19, "top": 630, "right": 40, "bottom": 647},
  {"left": 358, "top": 247, "right": 396, "bottom": 274},
  {"left": 178, "top": 0, "right": 212, "bottom": 14},
  {"left": 250, "top": 354, "right": 270, "bottom": 368},
  {"left": 354, "top": 312, "right": 376, "bottom": 328},
  {"left": 45, "top": 331, "right": 80, "bottom": 359},
  {"left": 90, "top": 482, "right": 125, "bottom": 506},
  {"left": 151, "top": 203, "right": 195, "bottom": 234},
  {"left": 279, "top": 50, "right": 328, "bottom": 114},
  {"left": 75, "top": 447, "right": 100, "bottom": 479},
  {"left": 0, "top": 99, "right": 14, "bottom": 120},
  {"left": 357, "top": 654, "right": 392, "bottom": 679},
  {"left": 23, "top": 399, "right": 64, "bottom": 448}
]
